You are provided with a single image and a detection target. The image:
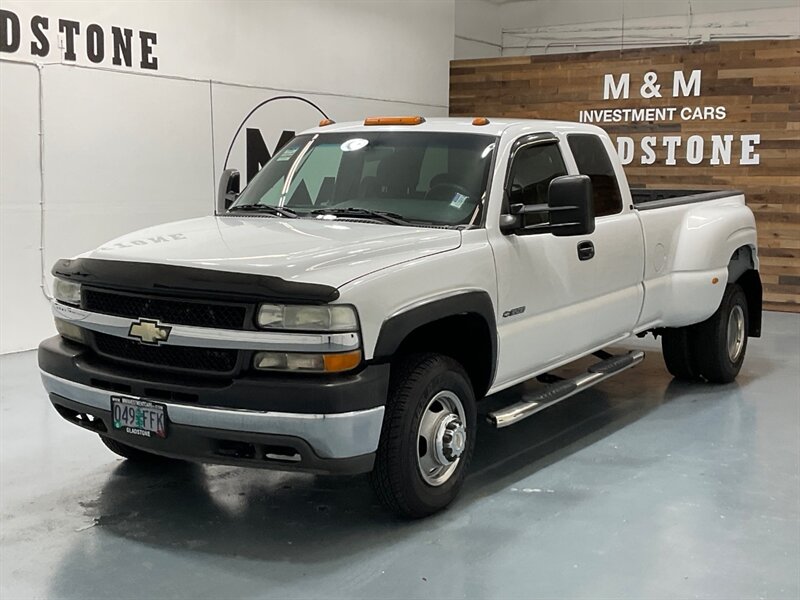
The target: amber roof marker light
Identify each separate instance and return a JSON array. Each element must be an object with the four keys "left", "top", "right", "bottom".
[
  {"left": 472, "top": 117, "right": 490, "bottom": 126},
  {"left": 318, "top": 118, "right": 335, "bottom": 127},
  {"left": 364, "top": 116, "right": 426, "bottom": 126}
]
